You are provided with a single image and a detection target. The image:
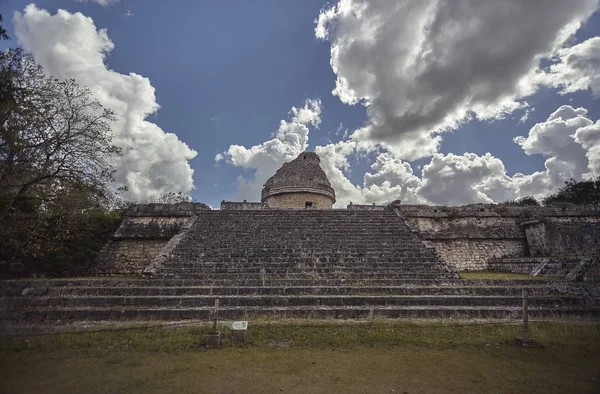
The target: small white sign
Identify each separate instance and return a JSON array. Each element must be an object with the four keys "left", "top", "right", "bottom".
[{"left": 231, "top": 321, "right": 248, "bottom": 331}]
